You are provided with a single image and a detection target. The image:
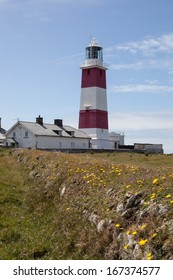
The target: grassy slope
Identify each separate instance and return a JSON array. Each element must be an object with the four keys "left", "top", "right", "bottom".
[{"left": 0, "top": 148, "right": 173, "bottom": 260}]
